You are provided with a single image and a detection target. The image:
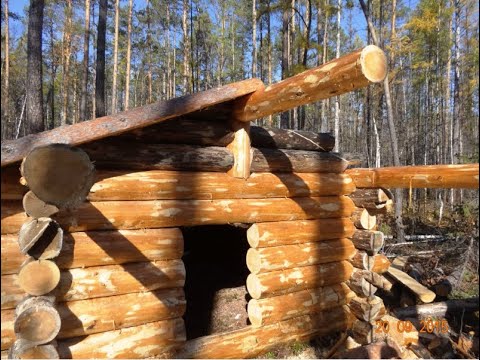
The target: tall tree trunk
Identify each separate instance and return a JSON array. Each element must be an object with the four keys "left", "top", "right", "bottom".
[
  {"left": 146, "top": 0, "right": 152, "bottom": 102},
  {"left": 111, "top": 0, "right": 120, "bottom": 113},
  {"left": 300, "top": 0, "right": 312, "bottom": 130},
  {"left": 320, "top": 0, "right": 329, "bottom": 132},
  {"left": 267, "top": 0, "right": 273, "bottom": 126},
  {"left": 48, "top": 13, "right": 56, "bottom": 129},
  {"left": 95, "top": 0, "right": 107, "bottom": 118},
  {"left": 61, "top": 0, "right": 72, "bottom": 126},
  {"left": 80, "top": 0, "right": 91, "bottom": 122},
  {"left": 359, "top": 0, "right": 405, "bottom": 242},
  {"left": 281, "top": 2, "right": 290, "bottom": 128},
  {"left": 252, "top": 0, "right": 257, "bottom": 77},
  {"left": 182, "top": 0, "right": 190, "bottom": 94},
  {"left": 333, "top": 0, "right": 341, "bottom": 151},
  {"left": 125, "top": 0, "right": 133, "bottom": 109},
  {"left": 3, "top": 0, "right": 9, "bottom": 138},
  {"left": 26, "top": 0, "right": 45, "bottom": 135}
]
